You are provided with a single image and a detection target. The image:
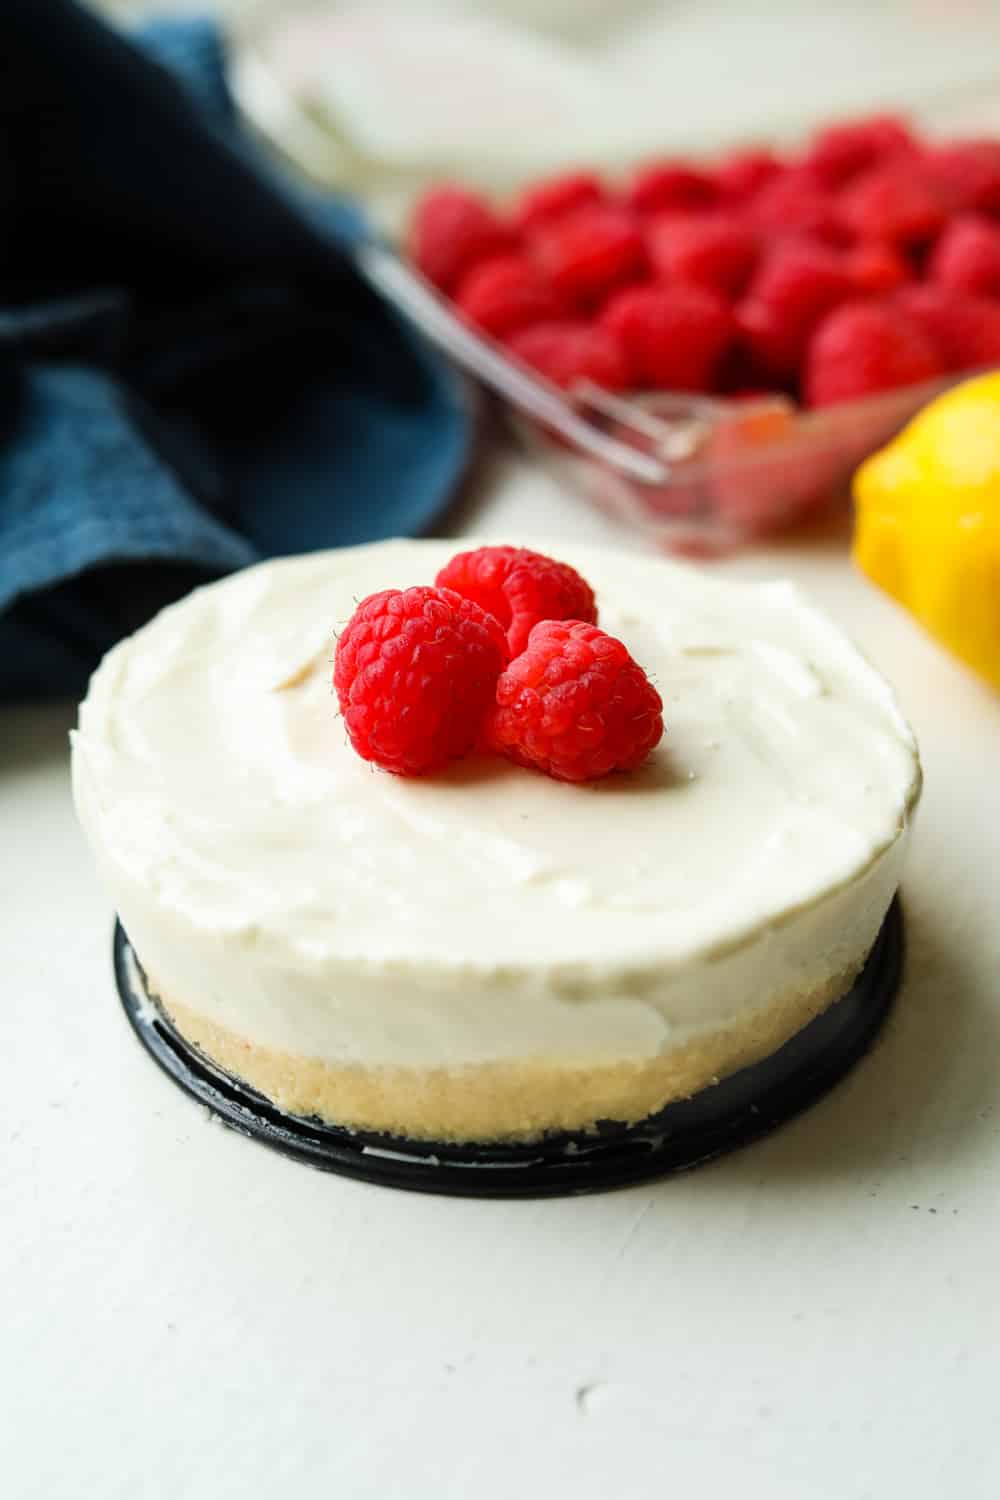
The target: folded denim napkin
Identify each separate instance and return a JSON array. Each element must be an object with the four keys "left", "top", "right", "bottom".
[{"left": 0, "top": 0, "right": 470, "bottom": 701}]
